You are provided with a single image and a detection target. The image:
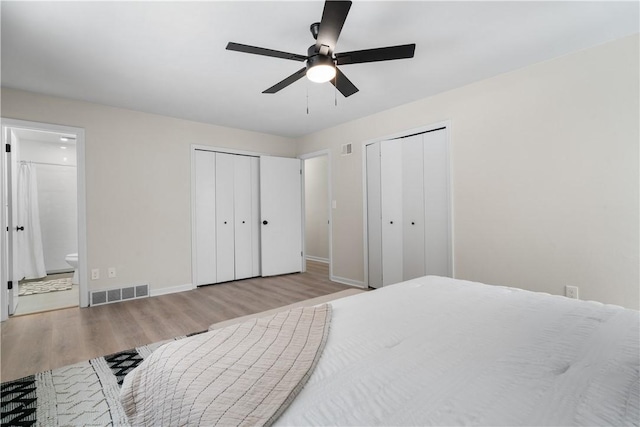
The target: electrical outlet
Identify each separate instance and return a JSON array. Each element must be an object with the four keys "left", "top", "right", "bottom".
[
  {"left": 565, "top": 285, "right": 579, "bottom": 299},
  {"left": 108, "top": 267, "right": 116, "bottom": 278},
  {"left": 91, "top": 269, "right": 100, "bottom": 280}
]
